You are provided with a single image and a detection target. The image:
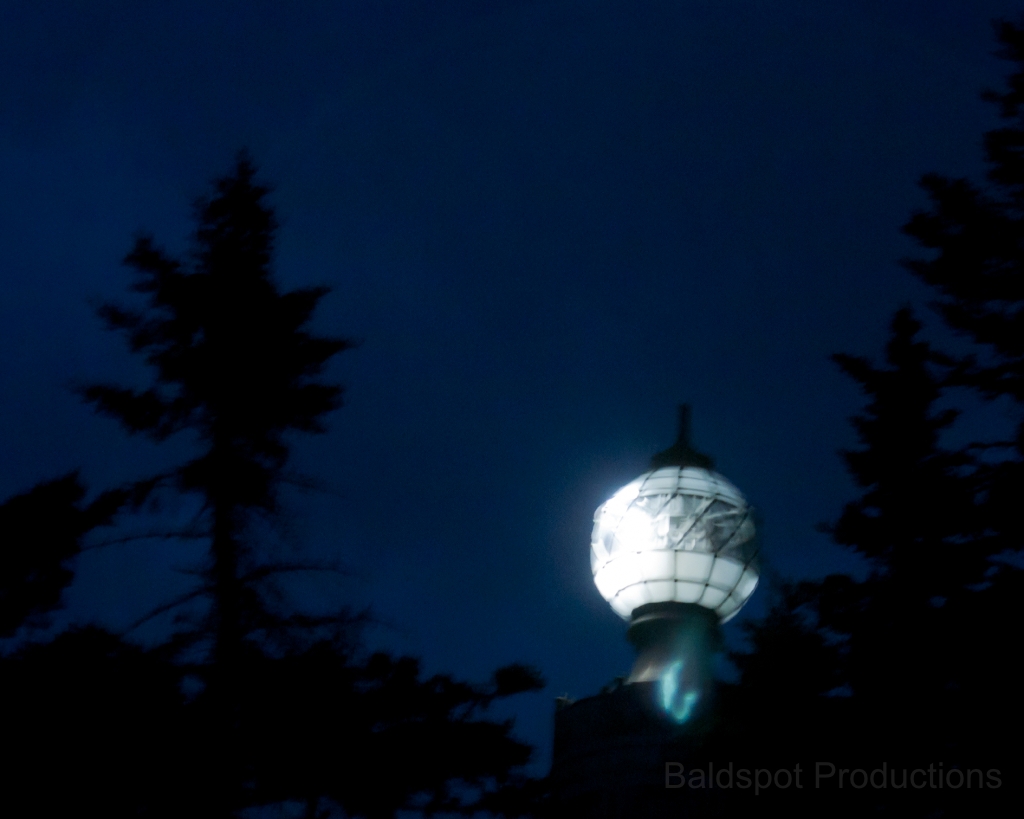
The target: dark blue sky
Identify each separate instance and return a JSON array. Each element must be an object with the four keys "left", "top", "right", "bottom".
[{"left": 2, "top": 0, "right": 1020, "bottom": 770}]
